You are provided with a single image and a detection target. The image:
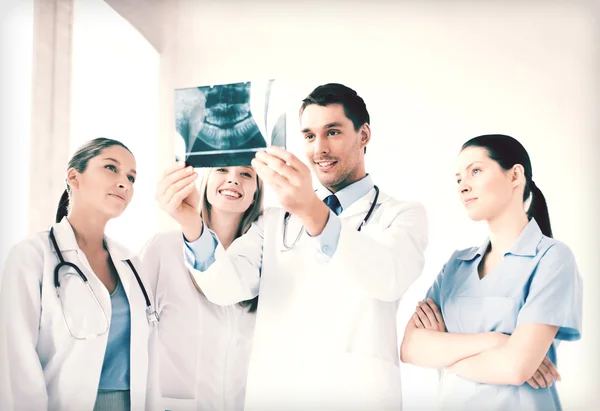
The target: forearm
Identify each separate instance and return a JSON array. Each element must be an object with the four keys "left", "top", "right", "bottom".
[
  {"left": 401, "top": 328, "right": 508, "bottom": 368},
  {"left": 447, "top": 344, "right": 524, "bottom": 385}
]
